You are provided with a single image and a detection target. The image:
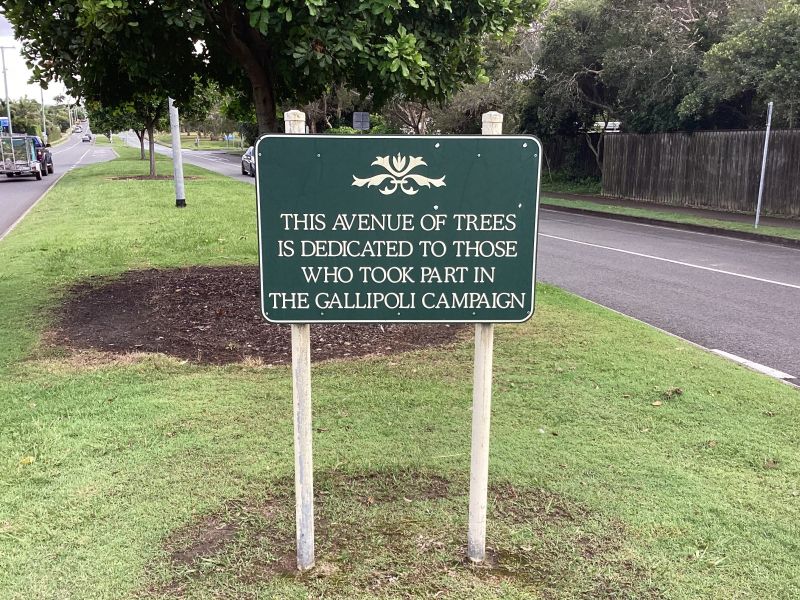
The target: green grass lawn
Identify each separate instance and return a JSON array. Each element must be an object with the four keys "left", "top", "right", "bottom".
[
  {"left": 541, "top": 196, "right": 800, "bottom": 242},
  {"left": 154, "top": 133, "right": 246, "bottom": 152},
  {"left": 1, "top": 146, "right": 799, "bottom": 599}
]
